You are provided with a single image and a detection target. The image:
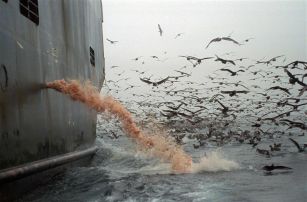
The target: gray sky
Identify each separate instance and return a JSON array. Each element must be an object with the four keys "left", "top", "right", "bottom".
[{"left": 101, "top": 0, "right": 306, "bottom": 98}]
